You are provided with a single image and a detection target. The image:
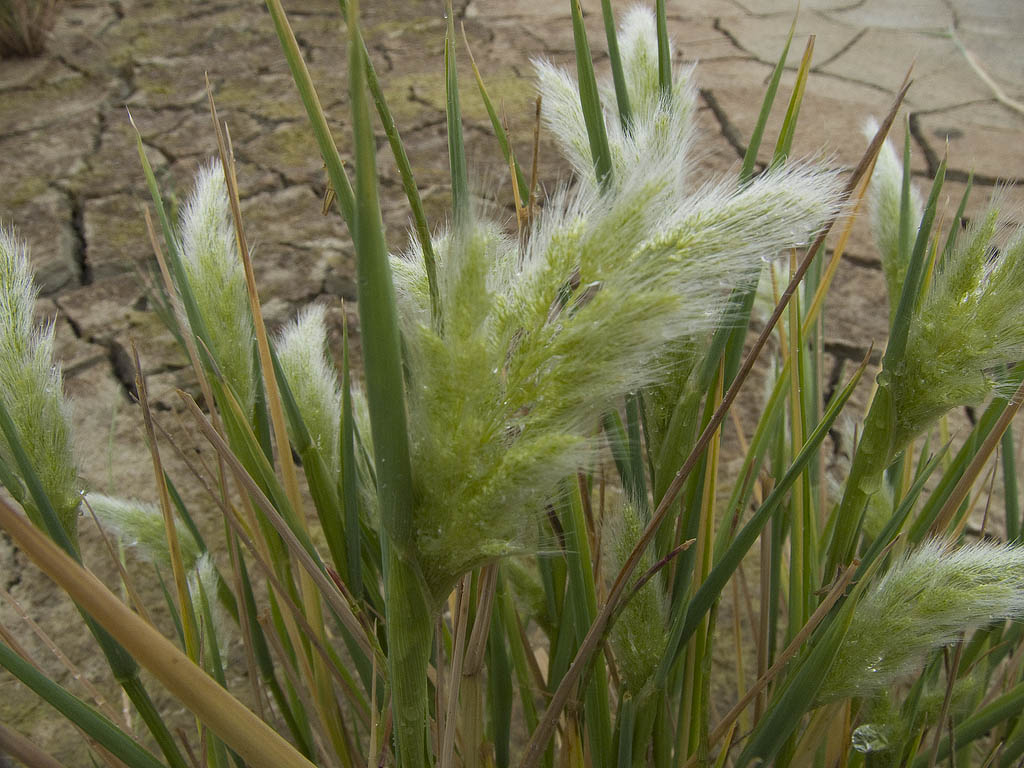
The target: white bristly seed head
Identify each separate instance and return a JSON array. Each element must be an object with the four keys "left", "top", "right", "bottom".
[
  {"left": 822, "top": 539, "right": 1024, "bottom": 701},
  {"left": 178, "top": 160, "right": 255, "bottom": 415},
  {"left": 885, "top": 197, "right": 1024, "bottom": 451},
  {"left": 275, "top": 304, "right": 342, "bottom": 477},
  {"left": 389, "top": 7, "right": 843, "bottom": 596},
  {"left": 864, "top": 118, "right": 923, "bottom": 316},
  {"left": 85, "top": 492, "right": 201, "bottom": 571},
  {"left": 0, "top": 226, "right": 78, "bottom": 539},
  {"left": 188, "top": 552, "right": 231, "bottom": 658}
]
